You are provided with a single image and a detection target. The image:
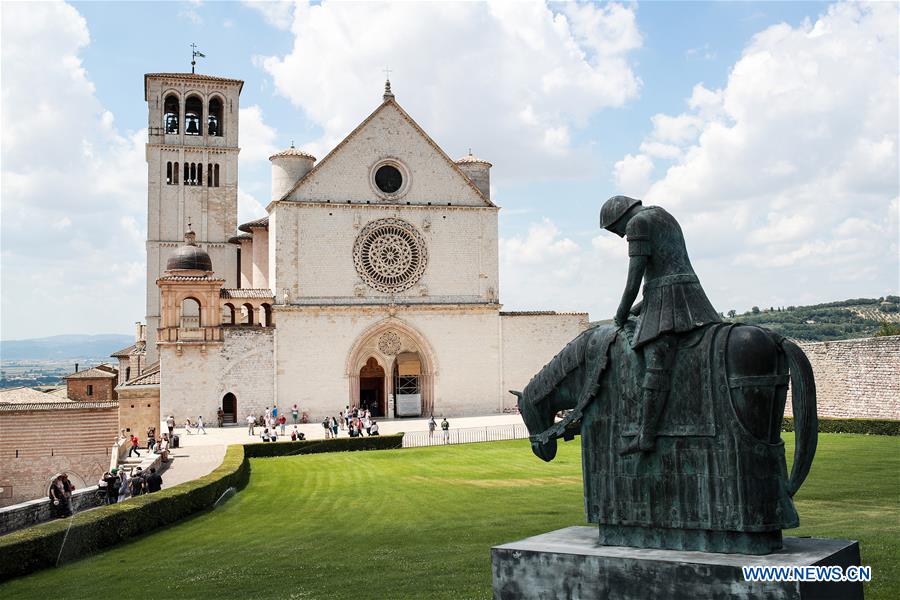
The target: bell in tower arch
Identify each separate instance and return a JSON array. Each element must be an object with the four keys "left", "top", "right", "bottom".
[{"left": 186, "top": 118, "right": 200, "bottom": 135}]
